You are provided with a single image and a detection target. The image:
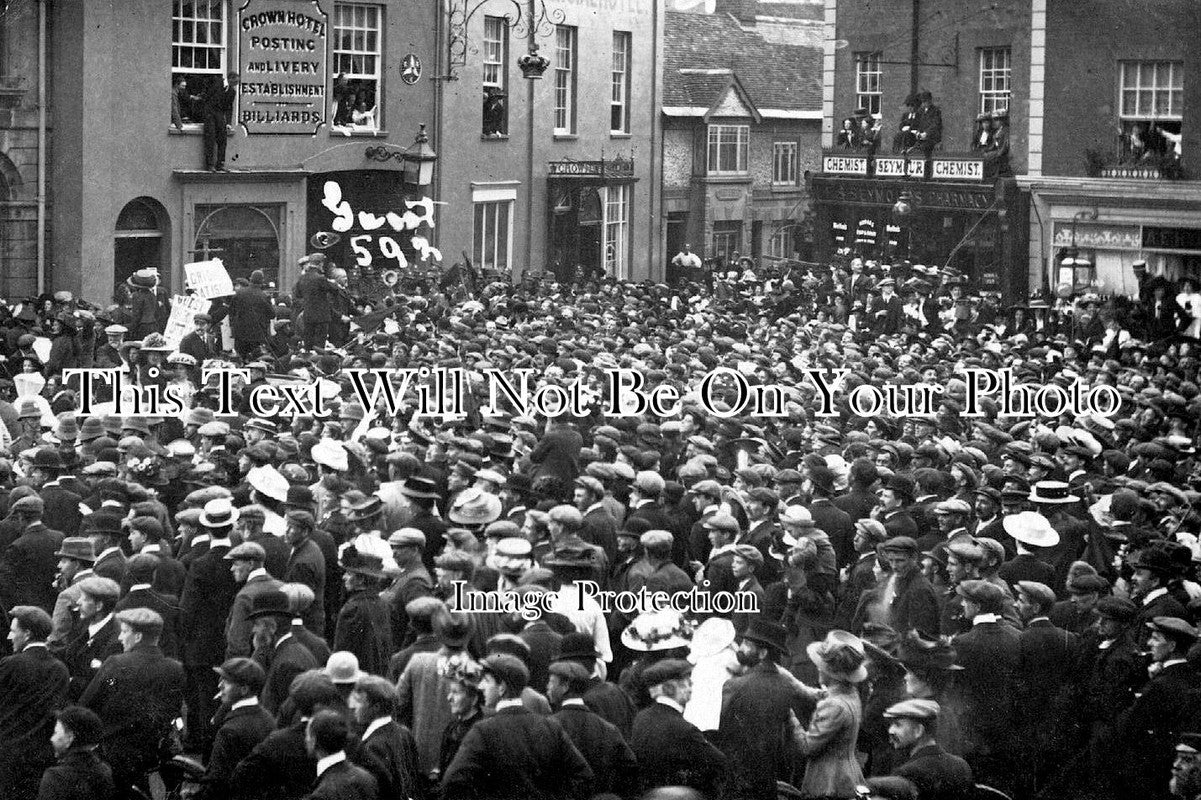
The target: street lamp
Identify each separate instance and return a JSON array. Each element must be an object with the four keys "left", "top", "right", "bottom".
[
  {"left": 401, "top": 124, "right": 438, "bottom": 188},
  {"left": 892, "top": 190, "right": 914, "bottom": 218},
  {"left": 1059, "top": 208, "right": 1099, "bottom": 292}
]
